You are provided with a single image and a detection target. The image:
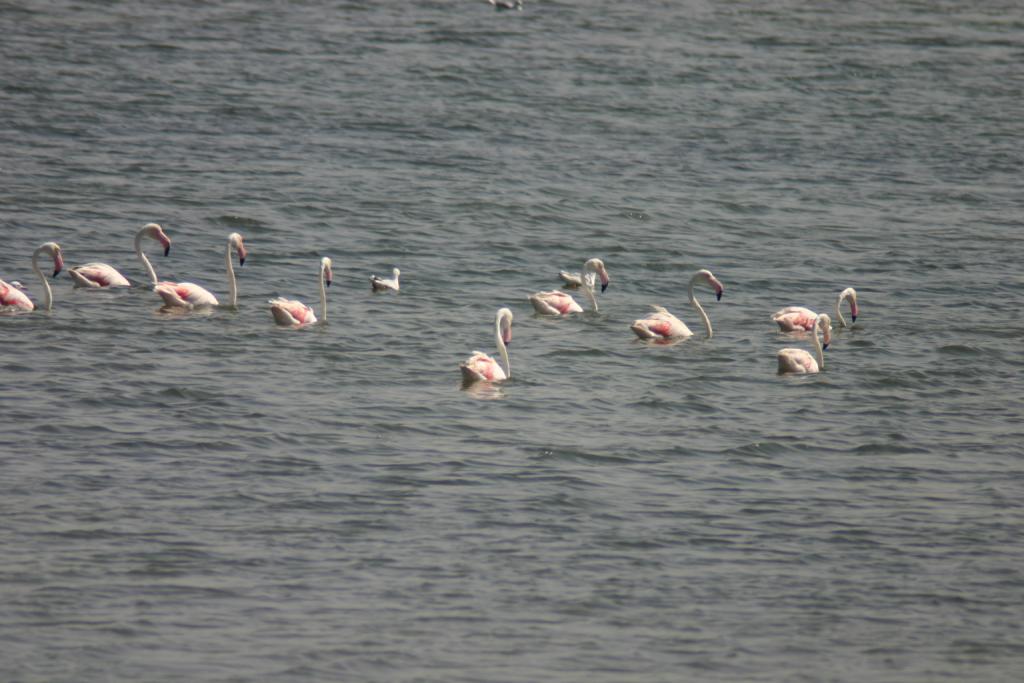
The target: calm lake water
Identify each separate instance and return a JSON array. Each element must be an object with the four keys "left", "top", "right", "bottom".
[{"left": 2, "top": 1, "right": 1023, "bottom": 680}]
